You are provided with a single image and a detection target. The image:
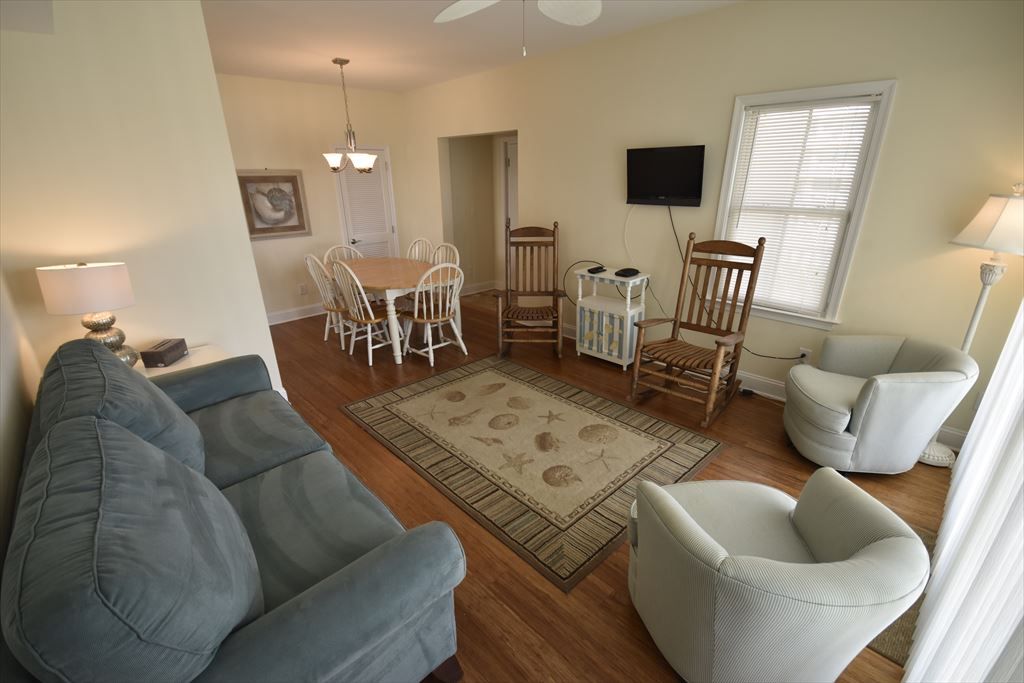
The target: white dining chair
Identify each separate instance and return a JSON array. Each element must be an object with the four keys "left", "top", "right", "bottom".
[
  {"left": 324, "top": 244, "right": 364, "bottom": 265},
  {"left": 400, "top": 264, "right": 468, "bottom": 367},
  {"left": 331, "top": 260, "right": 393, "bottom": 367},
  {"left": 407, "top": 238, "right": 434, "bottom": 263},
  {"left": 432, "top": 243, "right": 460, "bottom": 266},
  {"left": 303, "top": 254, "right": 351, "bottom": 350}
]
